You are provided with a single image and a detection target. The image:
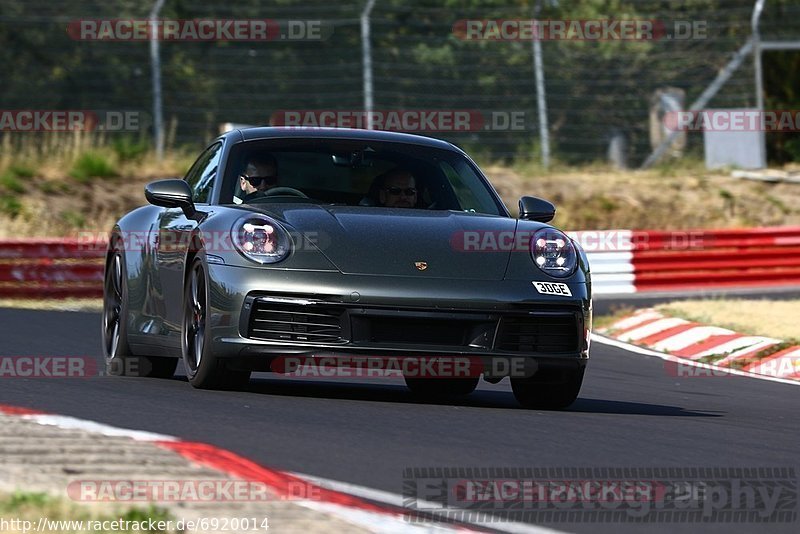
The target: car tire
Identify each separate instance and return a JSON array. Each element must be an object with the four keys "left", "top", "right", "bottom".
[
  {"left": 510, "top": 367, "right": 584, "bottom": 409},
  {"left": 182, "top": 256, "right": 251, "bottom": 390},
  {"left": 404, "top": 376, "right": 479, "bottom": 396},
  {"left": 102, "top": 238, "right": 178, "bottom": 378}
]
